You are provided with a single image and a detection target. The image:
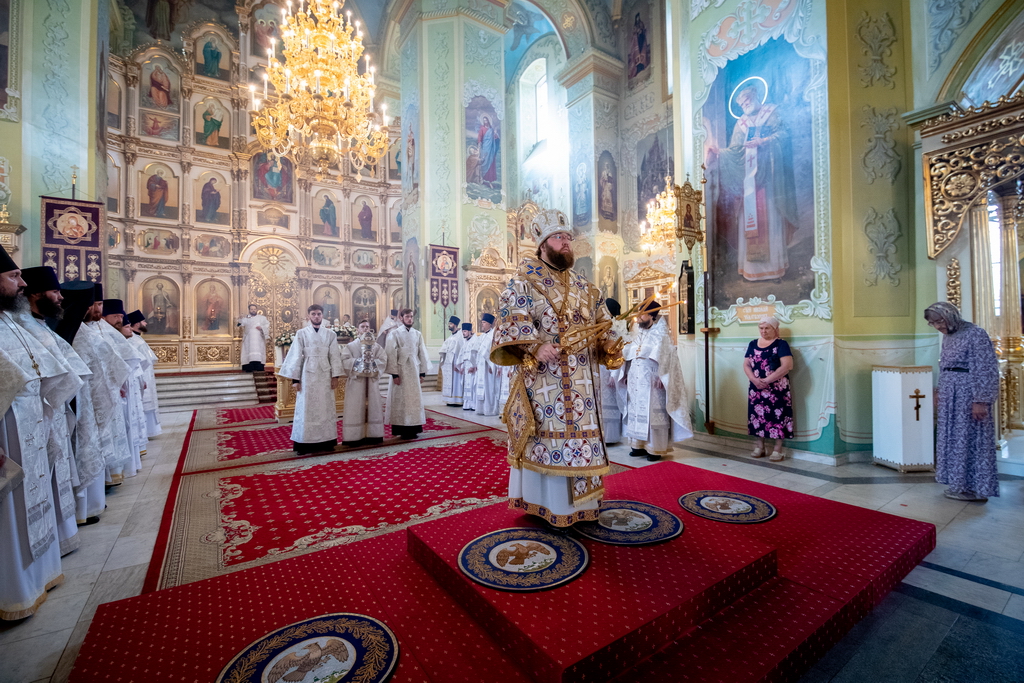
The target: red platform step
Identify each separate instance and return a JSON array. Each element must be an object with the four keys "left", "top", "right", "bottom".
[{"left": 408, "top": 503, "right": 777, "bottom": 683}]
